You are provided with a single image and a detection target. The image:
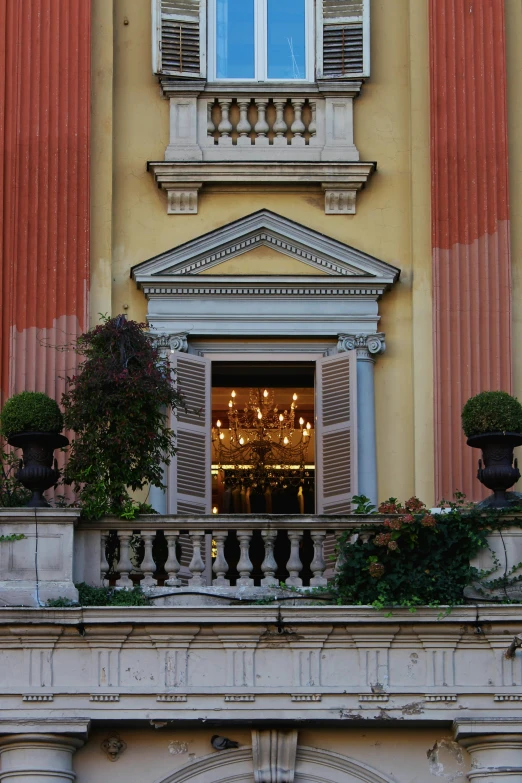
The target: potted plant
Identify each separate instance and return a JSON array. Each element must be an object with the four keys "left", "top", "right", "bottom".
[
  {"left": 0, "top": 391, "right": 68, "bottom": 508},
  {"left": 462, "top": 390, "right": 522, "bottom": 508}
]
